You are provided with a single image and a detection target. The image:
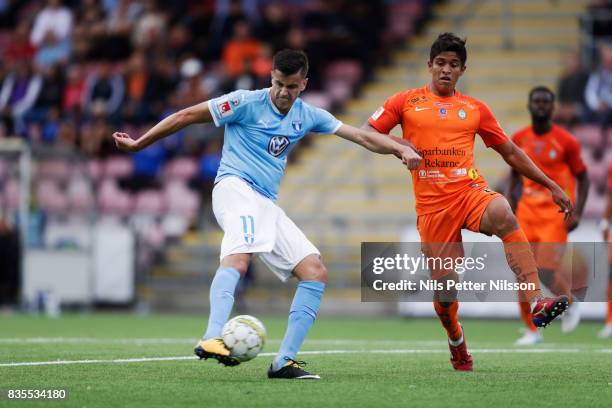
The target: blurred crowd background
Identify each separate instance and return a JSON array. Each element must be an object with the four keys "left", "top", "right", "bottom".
[{"left": 0, "top": 0, "right": 432, "bottom": 153}]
